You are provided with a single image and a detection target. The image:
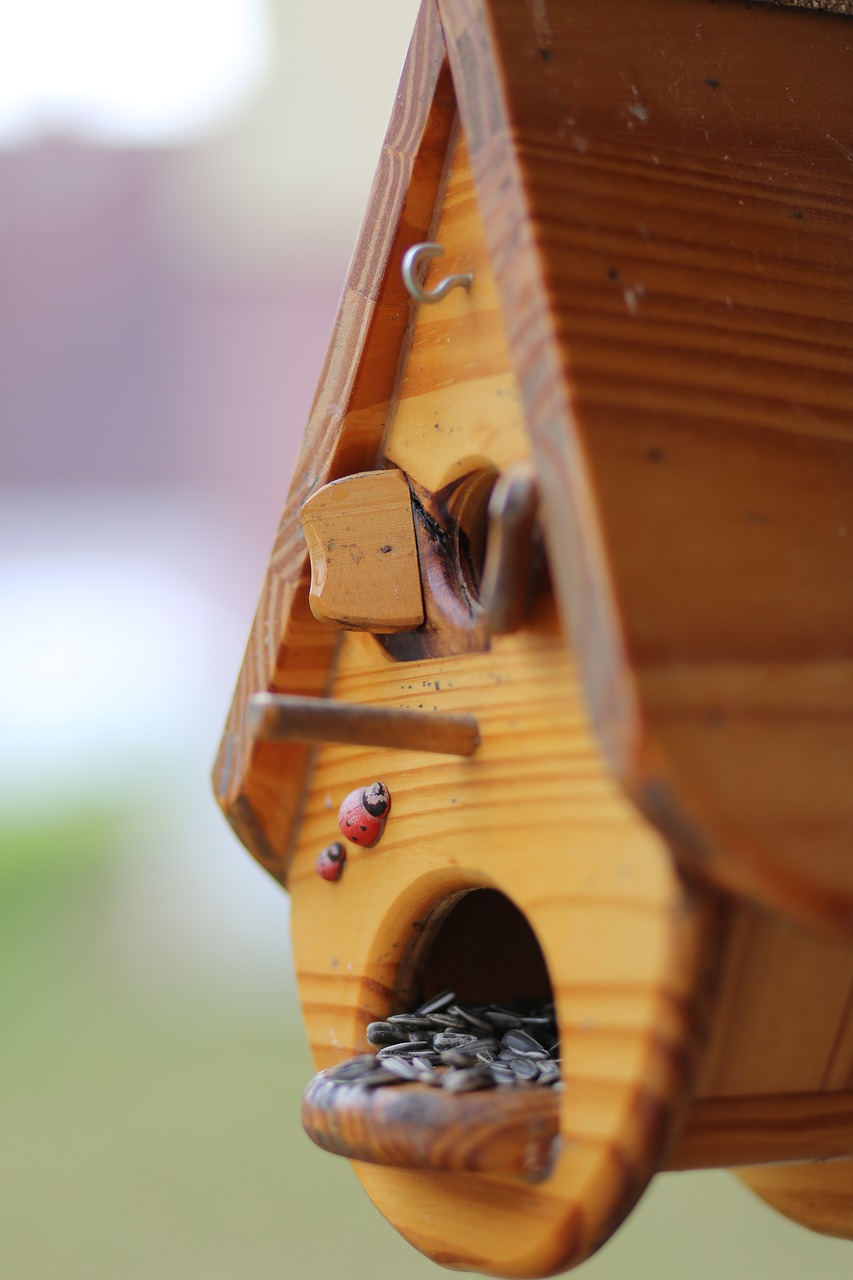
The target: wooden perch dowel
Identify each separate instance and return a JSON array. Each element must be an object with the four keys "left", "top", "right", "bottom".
[{"left": 247, "top": 693, "right": 480, "bottom": 756}]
